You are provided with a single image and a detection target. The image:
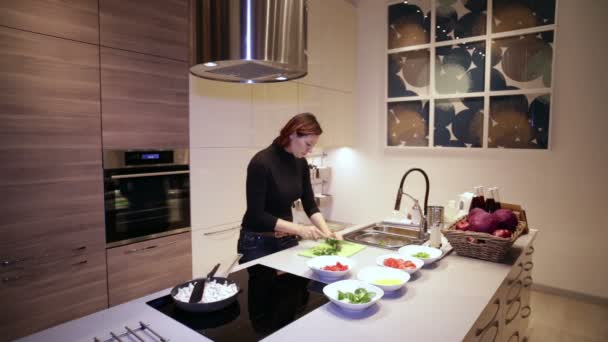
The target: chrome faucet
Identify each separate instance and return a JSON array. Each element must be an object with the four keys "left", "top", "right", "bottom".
[{"left": 394, "top": 168, "right": 430, "bottom": 240}]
